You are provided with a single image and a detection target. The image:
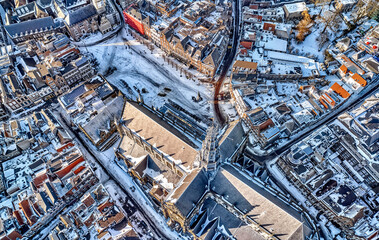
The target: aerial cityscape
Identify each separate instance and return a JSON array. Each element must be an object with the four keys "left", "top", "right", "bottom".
[{"left": 0, "top": 0, "right": 377, "bottom": 238}]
